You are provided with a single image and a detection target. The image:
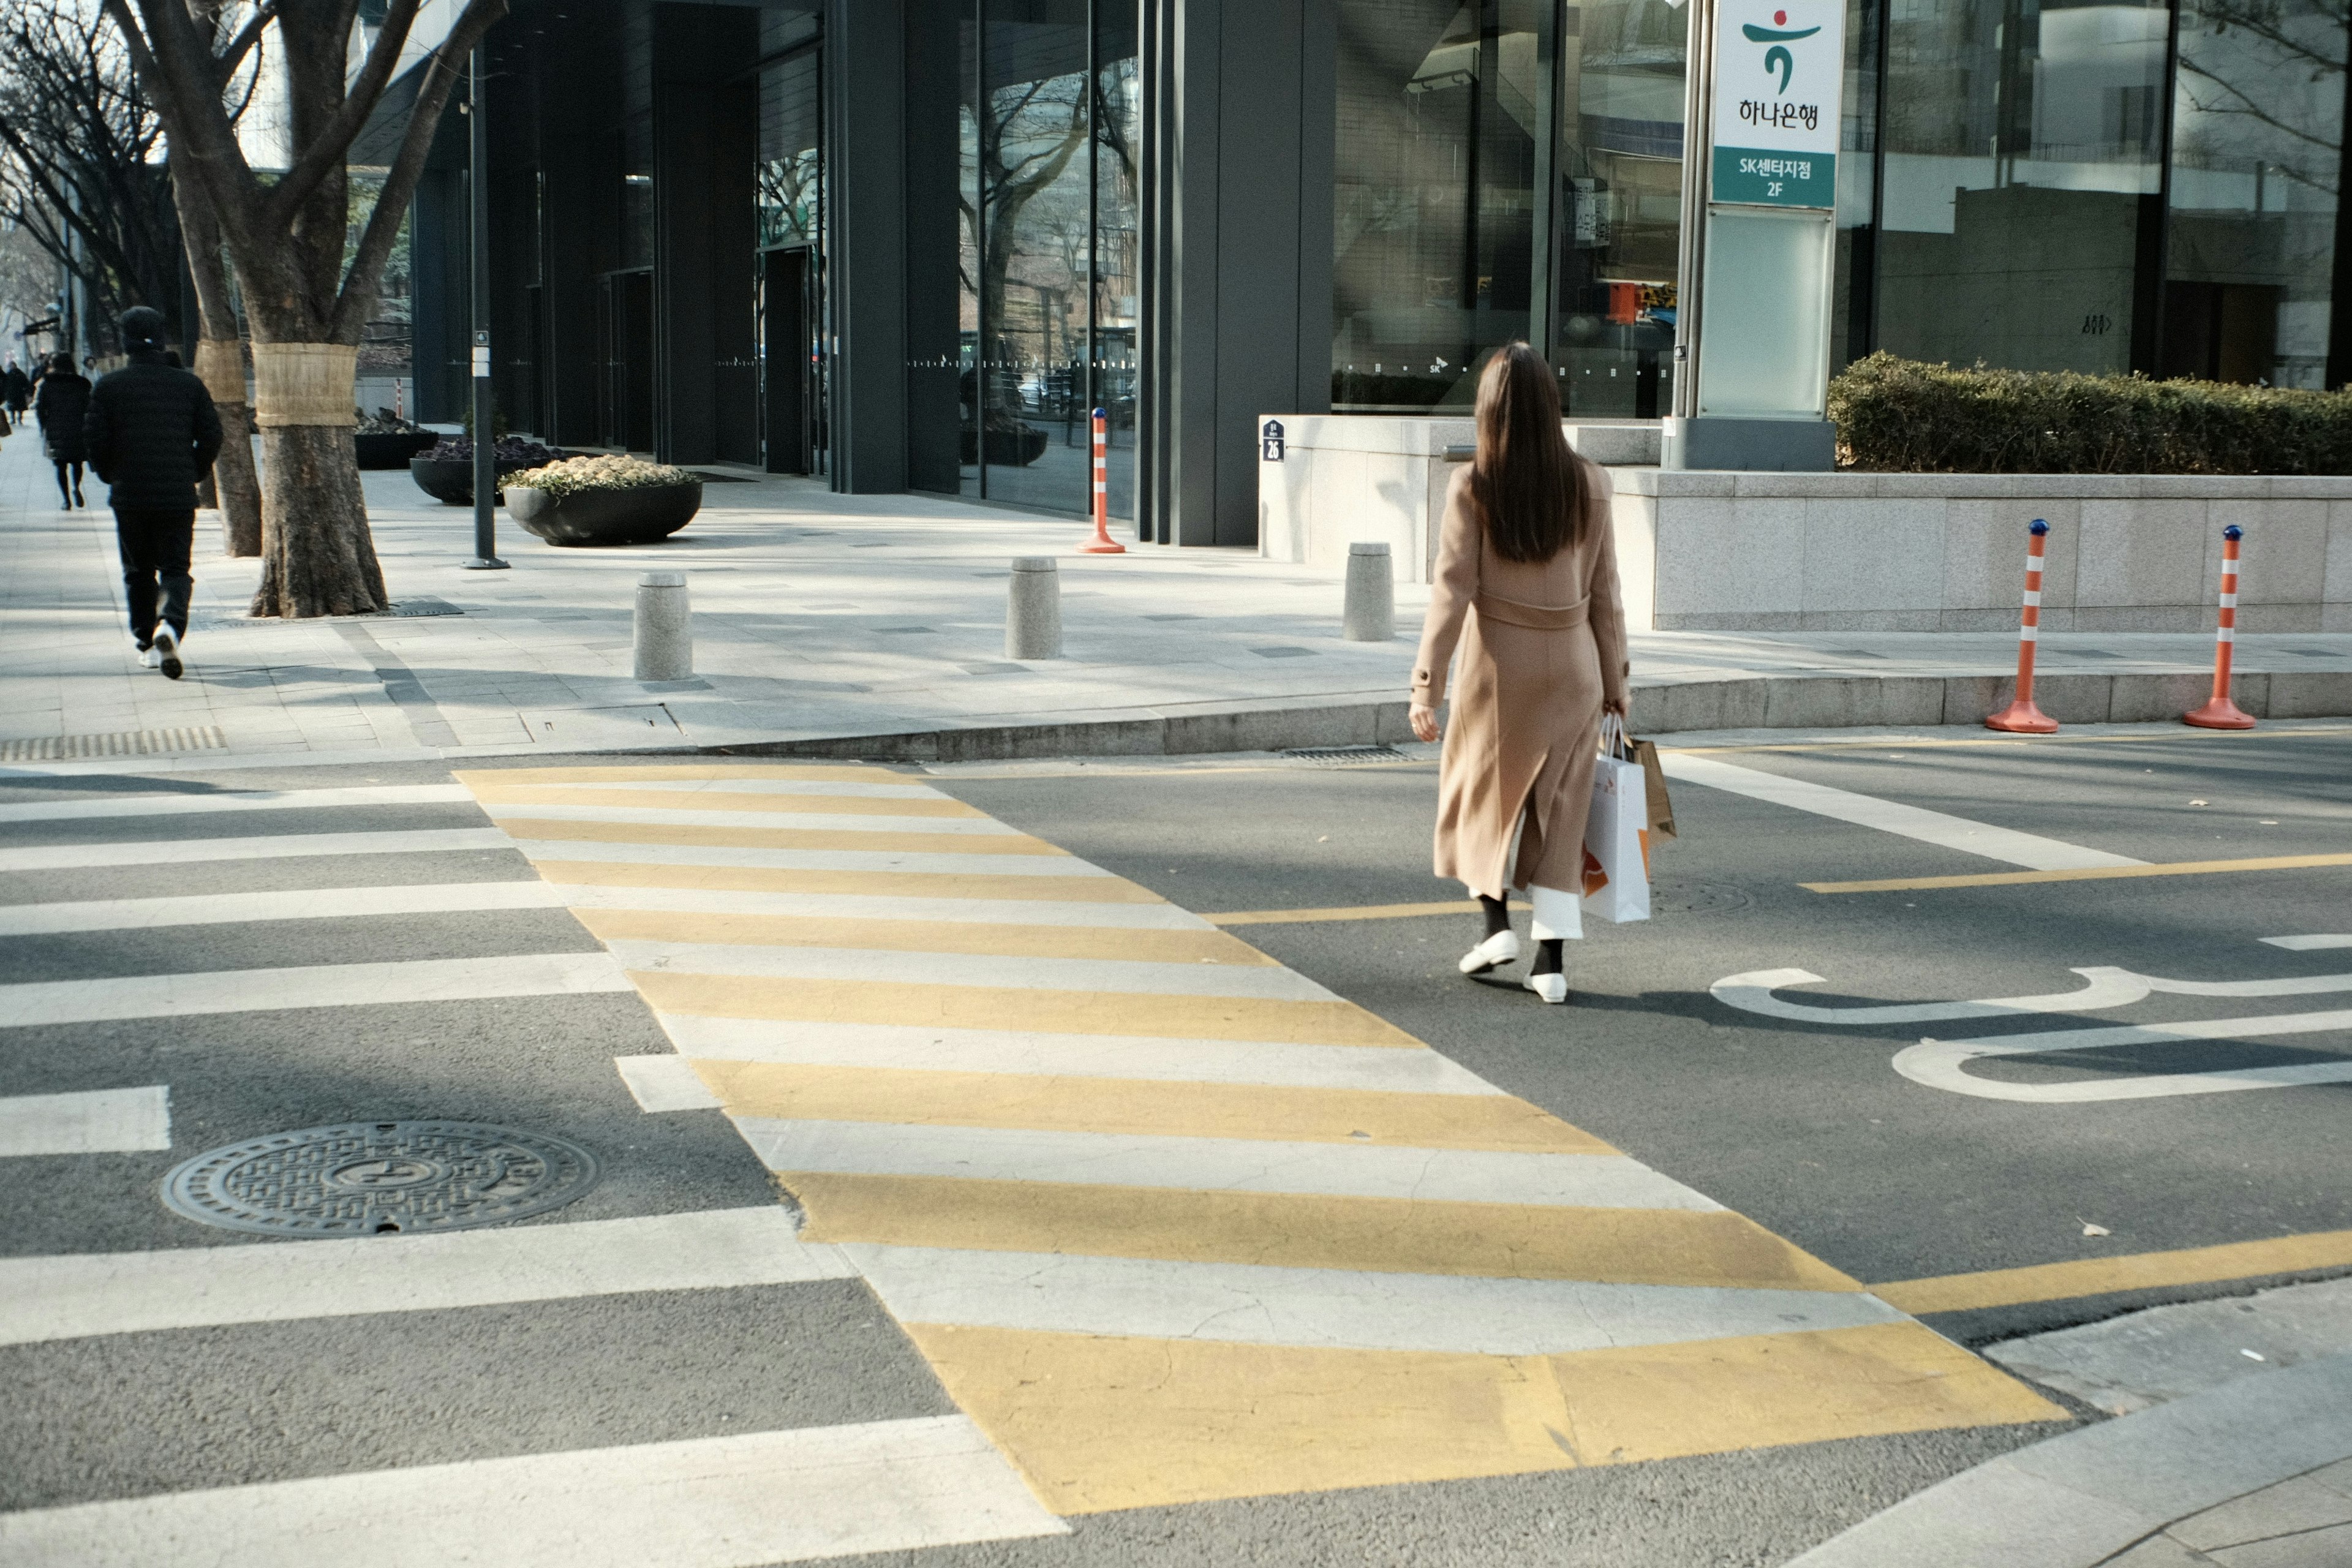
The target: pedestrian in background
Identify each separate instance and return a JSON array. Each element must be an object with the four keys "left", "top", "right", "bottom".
[
  {"left": 82, "top": 306, "right": 221, "bottom": 680},
  {"left": 1408, "top": 342, "right": 1629, "bottom": 1004},
  {"left": 2, "top": 357, "right": 29, "bottom": 417},
  {"left": 33, "top": 352, "right": 91, "bottom": 509}
]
